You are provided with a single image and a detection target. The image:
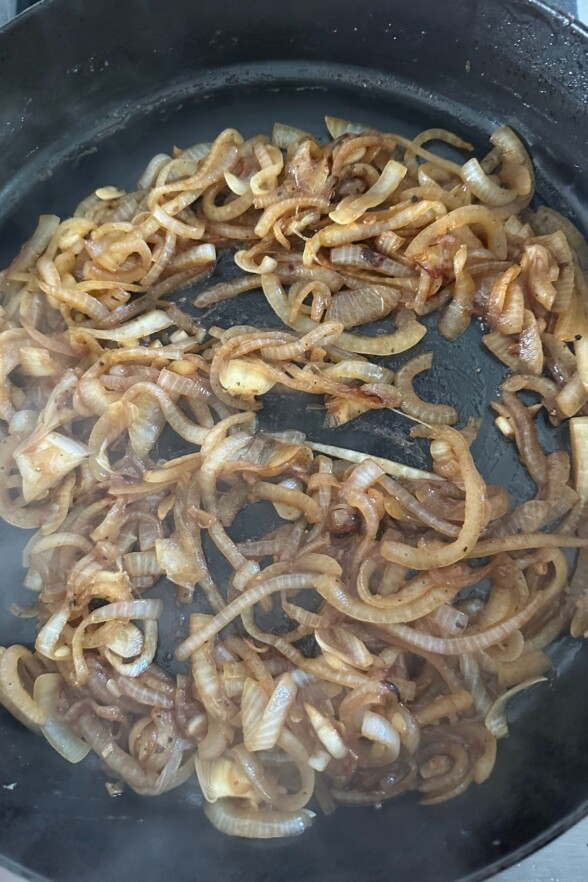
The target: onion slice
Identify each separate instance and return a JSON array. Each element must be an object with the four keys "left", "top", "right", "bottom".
[
  {"left": 34, "top": 673, "right": 91, "bottom": 763},
  {"left": 204, "top": 798, "right": 315, "bottom": 838},
  {"left": 485, "top": 677, "right": 547, "bottom": 738}
]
